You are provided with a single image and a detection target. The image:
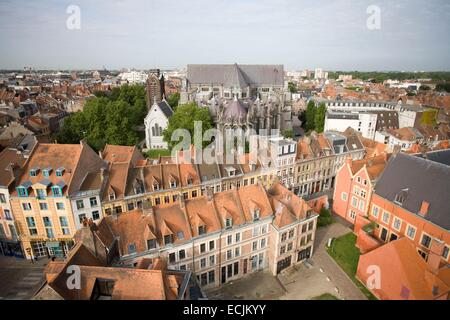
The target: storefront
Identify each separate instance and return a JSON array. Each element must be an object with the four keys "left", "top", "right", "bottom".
[
  {"left": 30, "top": 240, "right": 74, "bottom": 259},
  {"left": 0, "top": 240, "right": 24, "bottom": 258}
]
